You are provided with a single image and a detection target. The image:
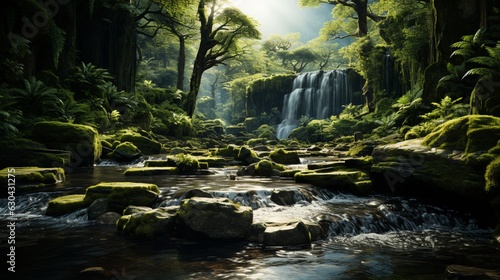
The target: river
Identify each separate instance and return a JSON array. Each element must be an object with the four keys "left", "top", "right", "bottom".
[{"left": 1, "top": 162, "right": 499, "bottom": 279}]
